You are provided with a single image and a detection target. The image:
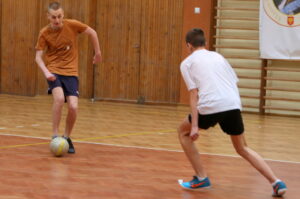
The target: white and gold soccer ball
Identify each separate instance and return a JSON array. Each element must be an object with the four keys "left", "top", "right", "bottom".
[{"left": 50, "top": 137, "right": 69, "bottom": 157}]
